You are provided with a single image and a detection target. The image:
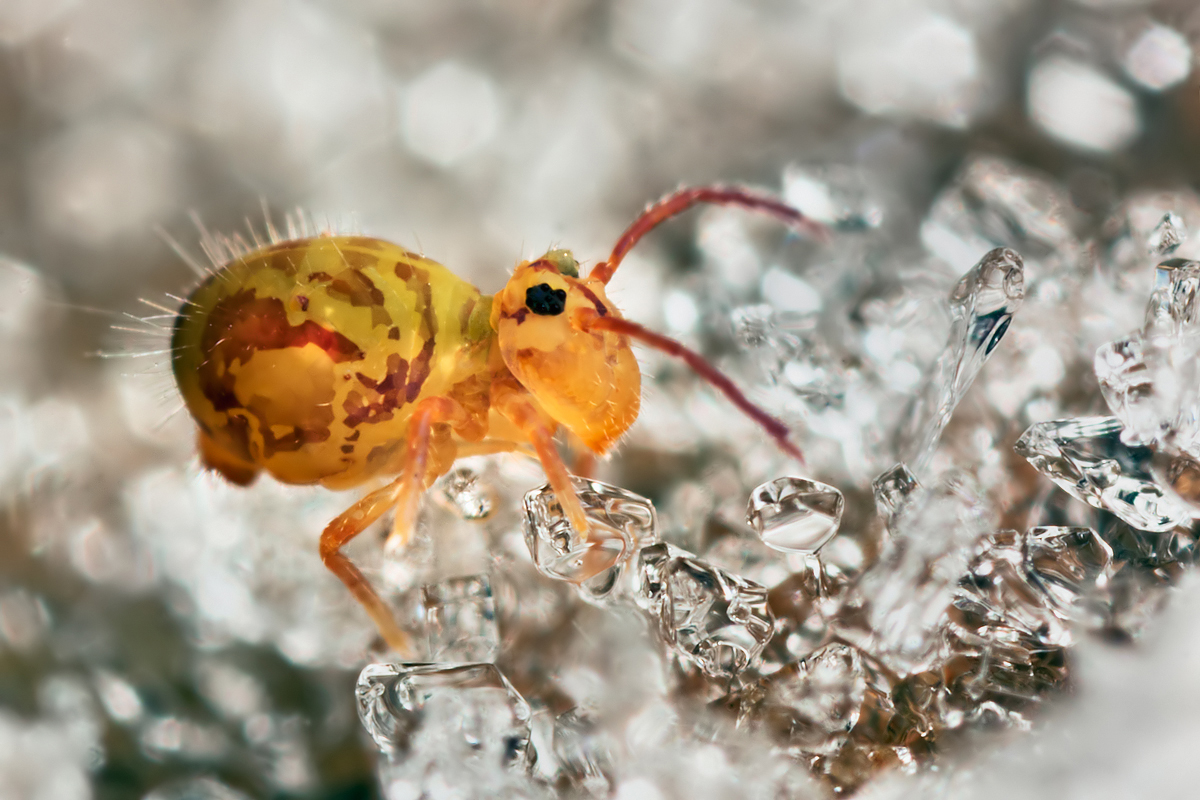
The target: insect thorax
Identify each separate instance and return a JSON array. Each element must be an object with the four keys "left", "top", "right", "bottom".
[{"left": 172, "top": 236, "right": 495, "bottom": 488}]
